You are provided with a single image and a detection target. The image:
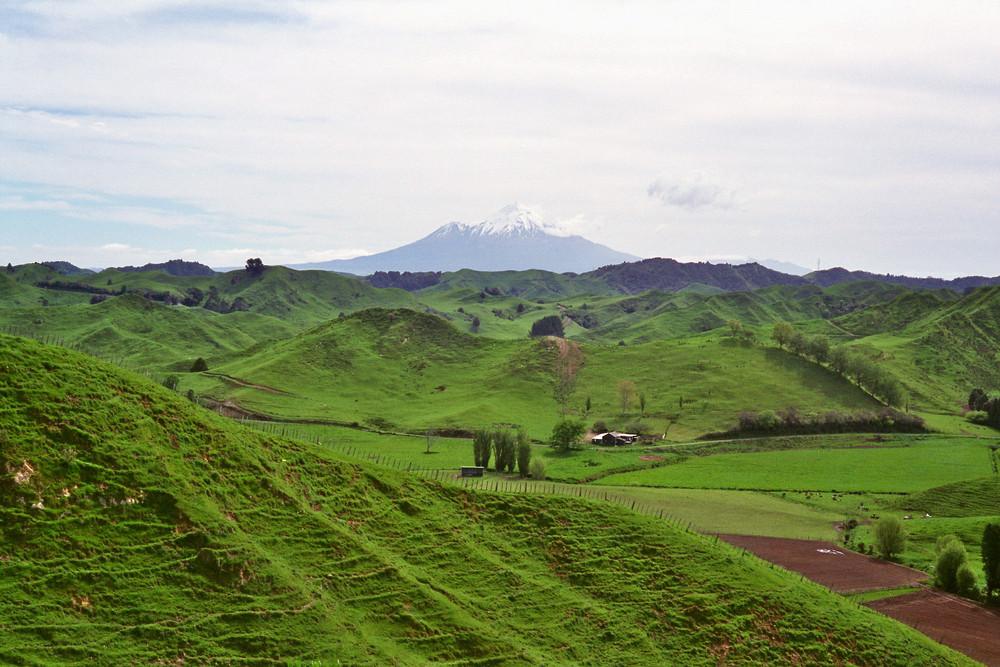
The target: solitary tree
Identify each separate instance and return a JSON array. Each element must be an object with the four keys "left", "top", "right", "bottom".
[
  {"left": 771, "top": 321, "right": 794, "bottom": 349},
  {"left": 515, "top": 429, "right": 532, "bottom": 478},
  {"left": 550, "top": 419, "right": 586, "bottom": 452},
  {"left": 554, "top": 341, "right": 583, "bottom": 415},
  {"left": 639, "top": 392, "right": 647, "bottom": 418},
  {"left": 472, "top": 429, "right": 492, "bottom": 468},
  {"left": 727, "top": 318, "right": 742, "bottom": 337},
  {"left": 425, "top": 428, "right": 439, "bottom": 454},
  {"left": 493, "top": 429, "right": 516, "bottom": 473},
  {"left": 617, "top": 379, "right": 636, "bottom": 416},
  {"left": 245, "top": 258, "right": 265, "bottom": 277},
  {"left": 190, "top": 357, "right": 208, "bottom": 372},
  {"left": 873, "top": 516, "right": 908, "bottom": 559},
  {"left": 982, "top": 523, "right": 1000, "bottom": 600},
  {"left": 935, "top": 535, "right": 967, "bottom": 593}
]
